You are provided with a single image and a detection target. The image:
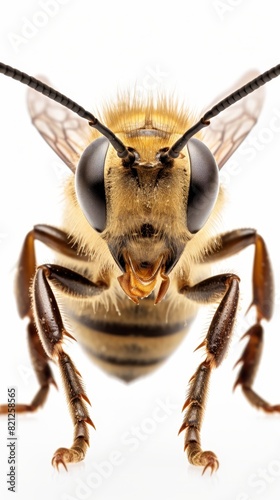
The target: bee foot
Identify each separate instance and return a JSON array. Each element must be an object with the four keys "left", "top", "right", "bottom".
[
  {"left": 52, "top": 446, "right": 85, "bottom": 471},
  {"left": 187, "top": 447, "right": 219, "bottom": 475},
  {"left": 201, "top": 451, "right": 219, "bottom": 475}
]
